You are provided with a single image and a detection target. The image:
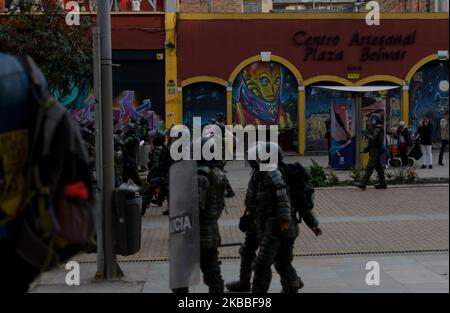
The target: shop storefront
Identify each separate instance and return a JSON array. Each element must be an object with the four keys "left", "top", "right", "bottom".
[
  {"left": 24, "top": 12, "right": 446, "bottom": 158},
  {"left": 60, "top": 13, "right": 167, "bottom": 130},
  {"left": 173, "top": 13, "right": 449, "bottom": 157}
]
